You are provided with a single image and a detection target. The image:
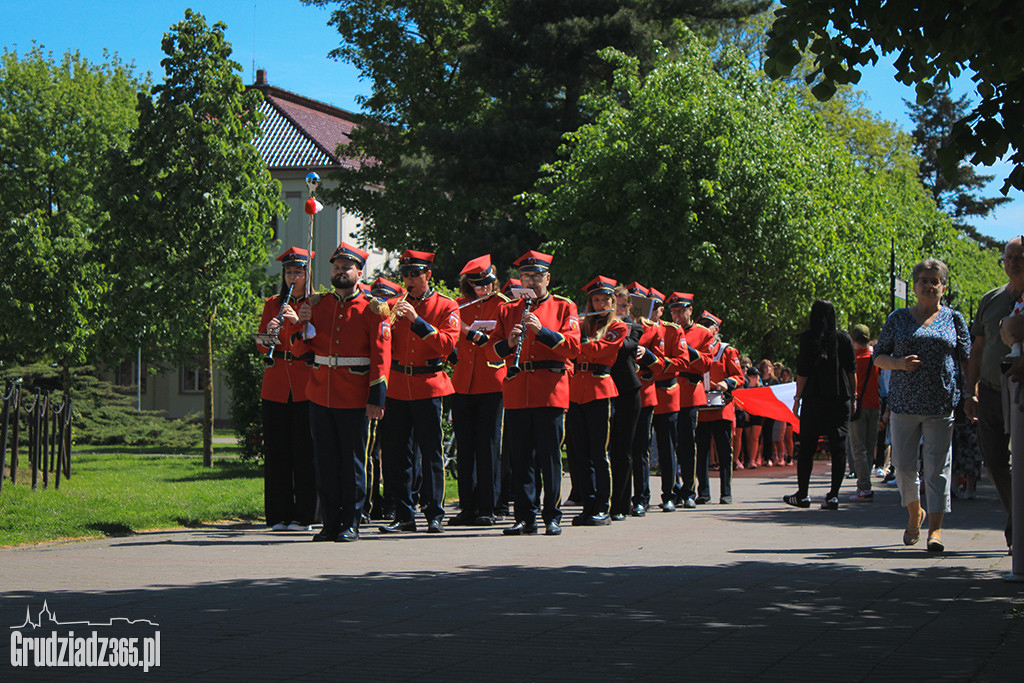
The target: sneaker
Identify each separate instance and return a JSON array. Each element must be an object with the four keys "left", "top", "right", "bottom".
[
  {"left": 820, "top": 496, "right": 839, "bottom": 510},
  {"left": 287, "top": 521, "right": 312, "bottom": 531},
  {"left": 845, "top": 471, "right": 857, "bottom": 479},
  {"left": 848, "top": 490, "right": 874, "bottom": 502},
  {"left": 872, "top": 466, "right": 887, "bottom": 478},
  {"left": 270, "top": 522, "right": 288, "bottom": 531}
]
